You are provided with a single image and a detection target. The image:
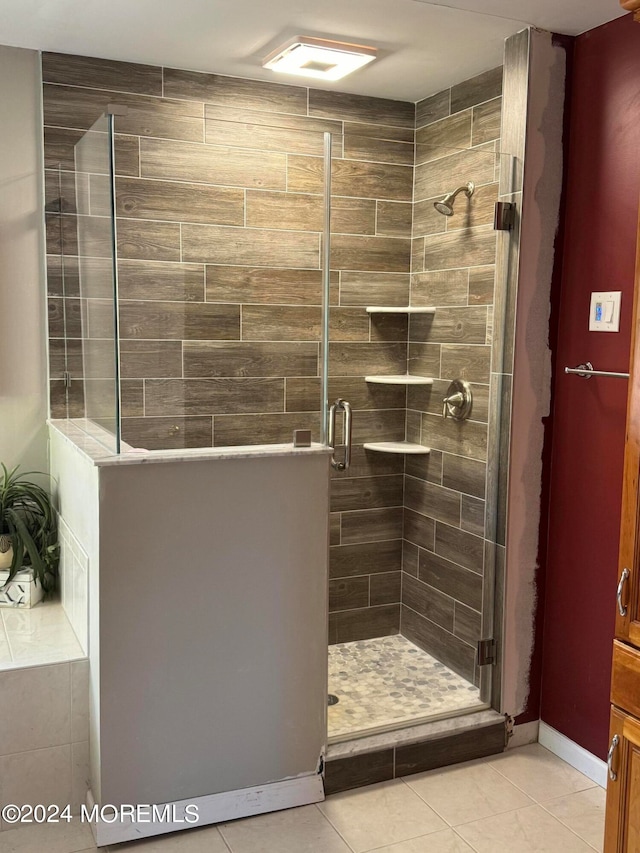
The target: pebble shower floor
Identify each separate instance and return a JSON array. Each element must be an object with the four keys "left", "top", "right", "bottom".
[{"left": 328, "top": 634, "right": 482, "bottom": 739}]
